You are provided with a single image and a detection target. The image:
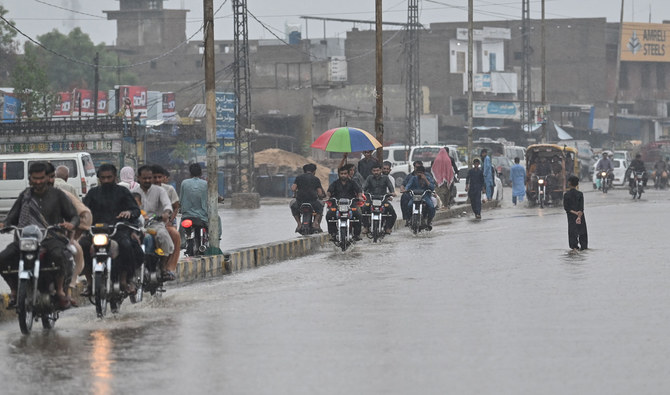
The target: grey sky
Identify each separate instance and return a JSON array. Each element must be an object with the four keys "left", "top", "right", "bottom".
[{"left": 2, "top": 0, "right": 670, "bottom": 47}]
